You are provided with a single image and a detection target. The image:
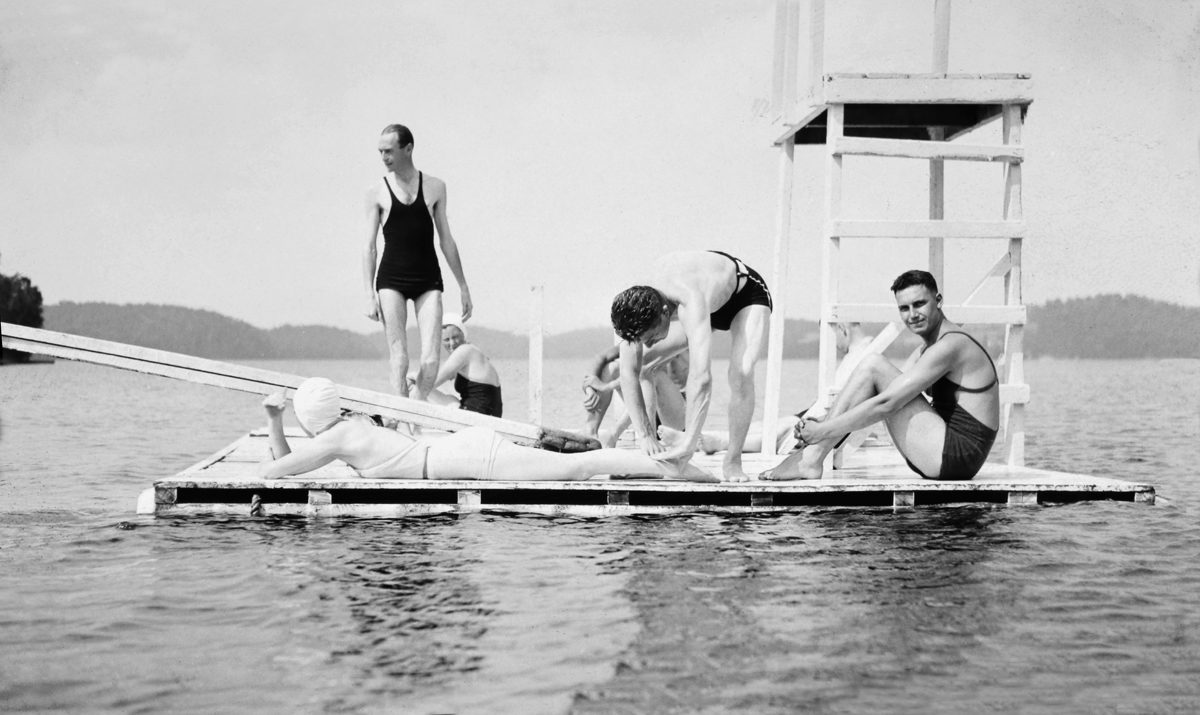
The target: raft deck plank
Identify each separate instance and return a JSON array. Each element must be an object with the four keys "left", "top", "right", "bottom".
[{"left": 138, "top": 430, "right": 1156, "bottom": 516}]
